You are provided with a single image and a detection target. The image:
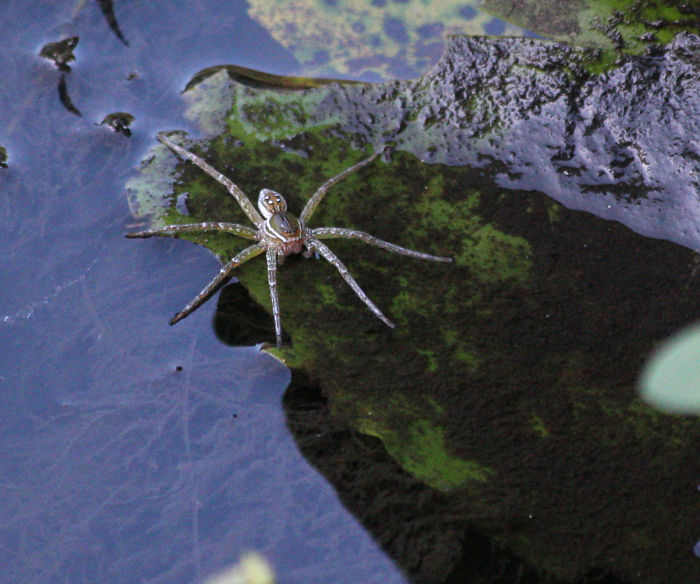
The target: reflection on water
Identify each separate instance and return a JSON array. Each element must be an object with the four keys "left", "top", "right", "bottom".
[
  {"left": 0, "top": 0, "right": 417, "bottom": 582},
  {"left": 3, "top": 0, "right": 697, "bottom": 583}
]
